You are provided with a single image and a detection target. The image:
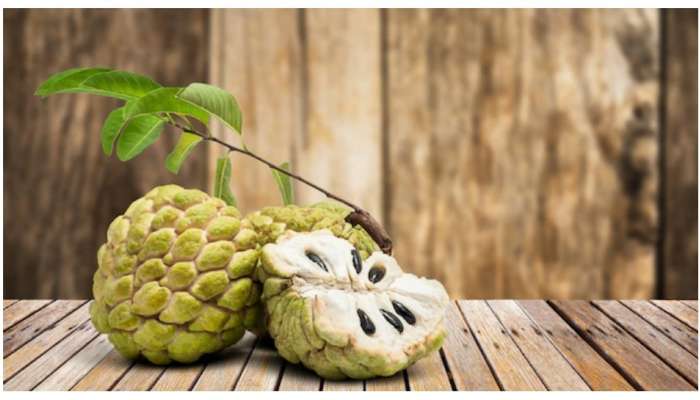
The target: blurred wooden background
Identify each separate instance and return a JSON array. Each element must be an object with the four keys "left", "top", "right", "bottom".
[{"left": 4, "top": 9, "right": 697, "bottom": 300}]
